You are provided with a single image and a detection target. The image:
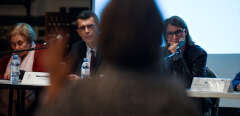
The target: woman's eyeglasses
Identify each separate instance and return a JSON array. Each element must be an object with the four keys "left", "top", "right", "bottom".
[
  {"left": 167, "top": 29, "right": 185, "bottom": 38},
  {"left": 78, "top": 24, "right": 96, "bottom": 31}
]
